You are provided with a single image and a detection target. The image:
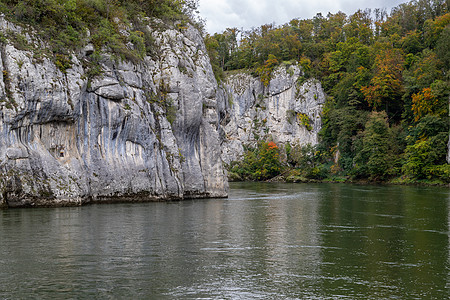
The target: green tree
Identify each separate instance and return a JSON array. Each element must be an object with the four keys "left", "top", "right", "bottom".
[
  {"left": 204, "top": 34, "right": 224, "bottom": 81},
  {"left": 424, "top": 12, "right": 450, "bottom": 47},
  {"left": 403, "top": 115, "right": 449, "bottom": 179},
  {"left": 344, "top": 9, "right": 373, "bottom": 44},
  {"left": 435, "top": 25, "right": 450, "bottom": 69},
  {"left": 256, "top": 54, "right": 279, "bottom": 86},
  {"left": 400, "top": 30, "right": 424, "bottom": 54},
  {"left": 353, "top": 111, "right": 392, "bottom": 180}
]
